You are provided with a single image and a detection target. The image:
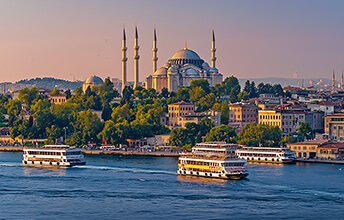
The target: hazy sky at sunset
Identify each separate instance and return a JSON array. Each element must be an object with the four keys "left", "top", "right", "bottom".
[{"left": 1, "top": 0, "right": 344, "bottom": 82}]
